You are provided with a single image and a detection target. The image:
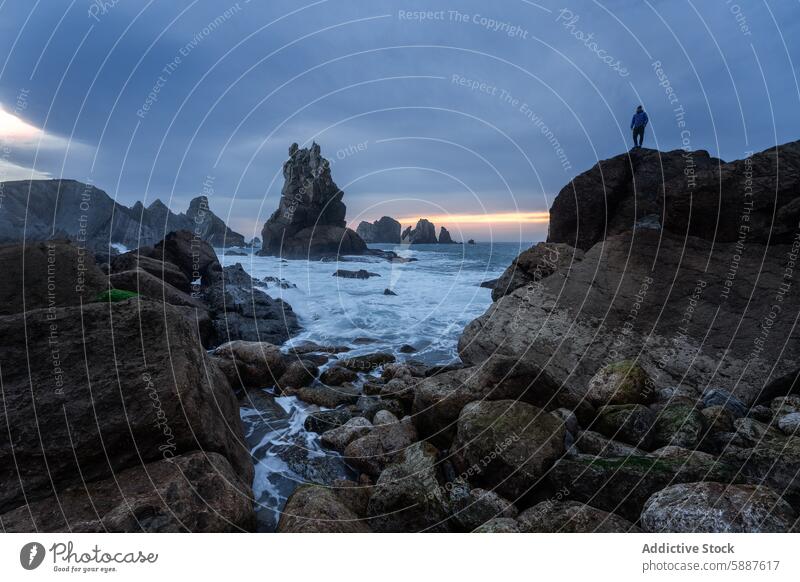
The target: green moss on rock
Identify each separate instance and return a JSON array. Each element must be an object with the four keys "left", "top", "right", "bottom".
[{"left": 96, "top": 289, "right": 139, "bottom": 302}]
